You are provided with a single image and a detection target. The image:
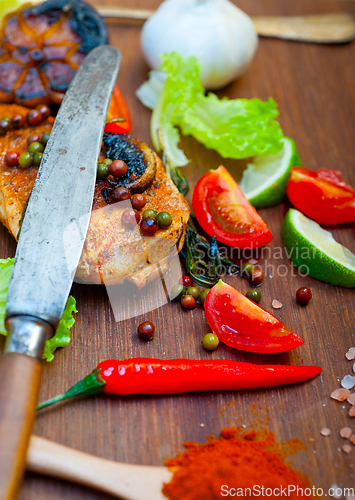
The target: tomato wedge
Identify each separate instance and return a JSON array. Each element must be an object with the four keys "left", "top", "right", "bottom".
[
  {"left": 287, "top": 167, "right": 355, "bottom": 226},
  {"left": 192, "top": 166, "right": 272, "bottom": 248},
  {"left": 204, "top": 281, "right": 304, "bottom": 353},
  {"left": 104, "top": 84, "right": 132, "bottom": 135}
]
